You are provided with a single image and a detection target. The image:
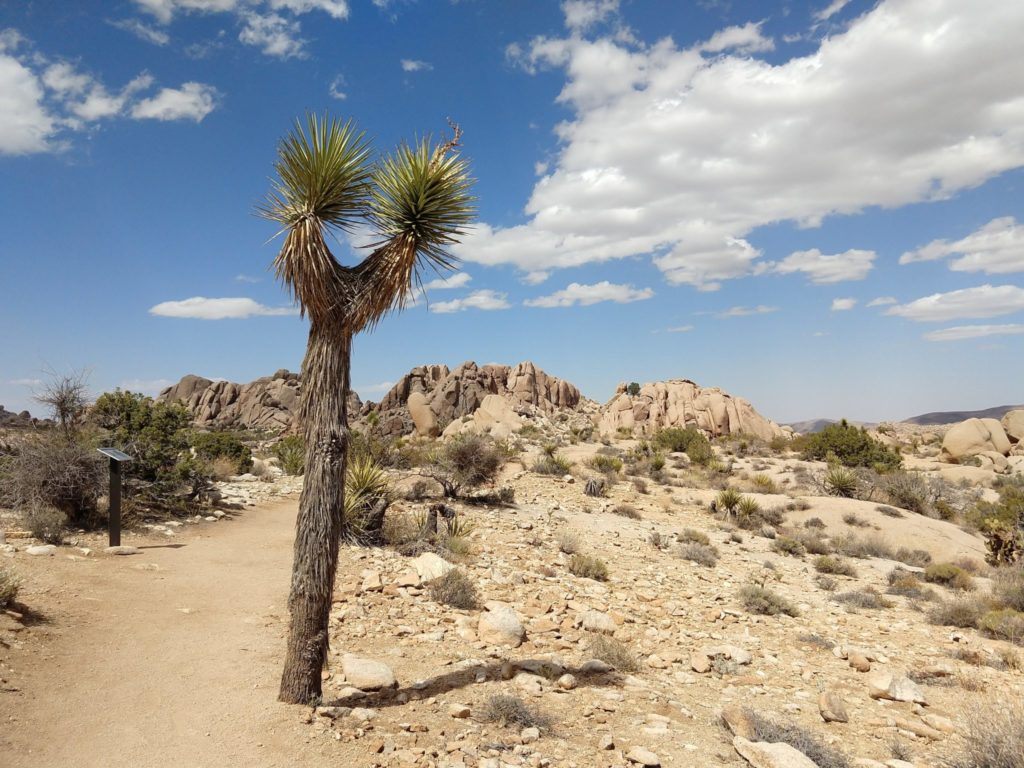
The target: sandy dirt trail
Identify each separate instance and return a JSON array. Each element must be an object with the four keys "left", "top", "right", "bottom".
[{"left": 1, "top": 499, "right": 350, "bottom": 768}]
